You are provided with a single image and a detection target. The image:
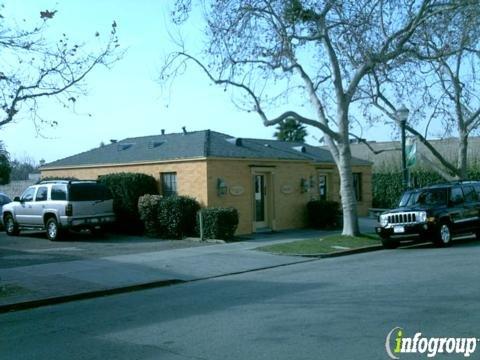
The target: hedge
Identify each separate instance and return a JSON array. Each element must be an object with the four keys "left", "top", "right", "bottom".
[
  {"left": 98, "top": 172, "right": 158, "bottom": 233},
  {"left": 198, "top": 207, "right": 239, "bottom": 241},
  {"left": 306, "top": 200, "right": 340, "bottom": 229},
  {"left": 138, "top": 194, "right": 201, "bottom": 239},
  {"left": 372, "top": 168, "right": 480, "bottom": 208}
]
